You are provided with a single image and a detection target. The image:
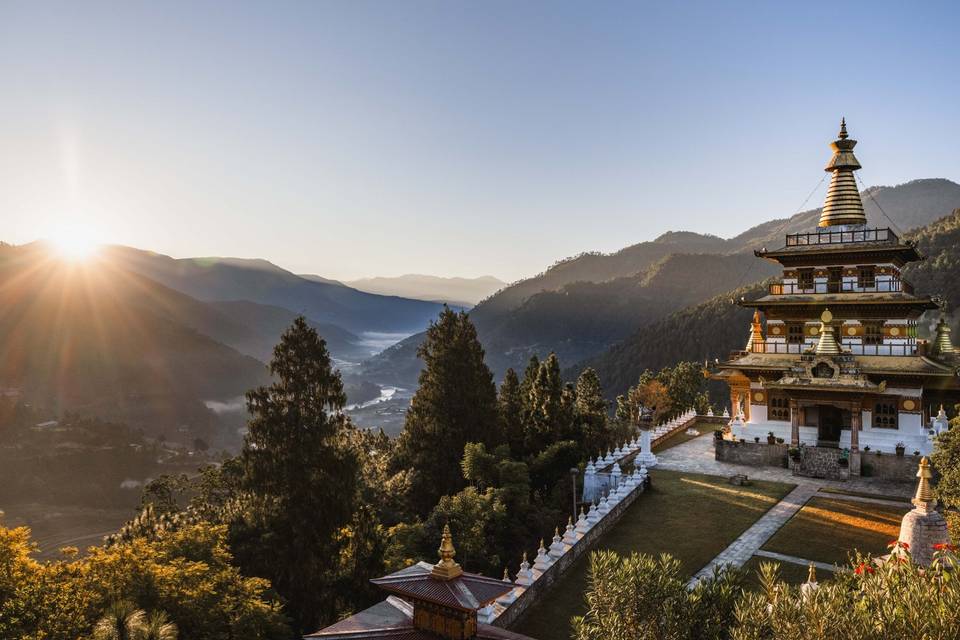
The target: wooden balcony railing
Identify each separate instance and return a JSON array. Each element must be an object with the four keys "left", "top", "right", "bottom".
[
  {"left": 768, "top": 278, "right": 913, "bottom": 295},
  {"left": 738, "top": 341, "right": 918, "bottom": 357}
]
